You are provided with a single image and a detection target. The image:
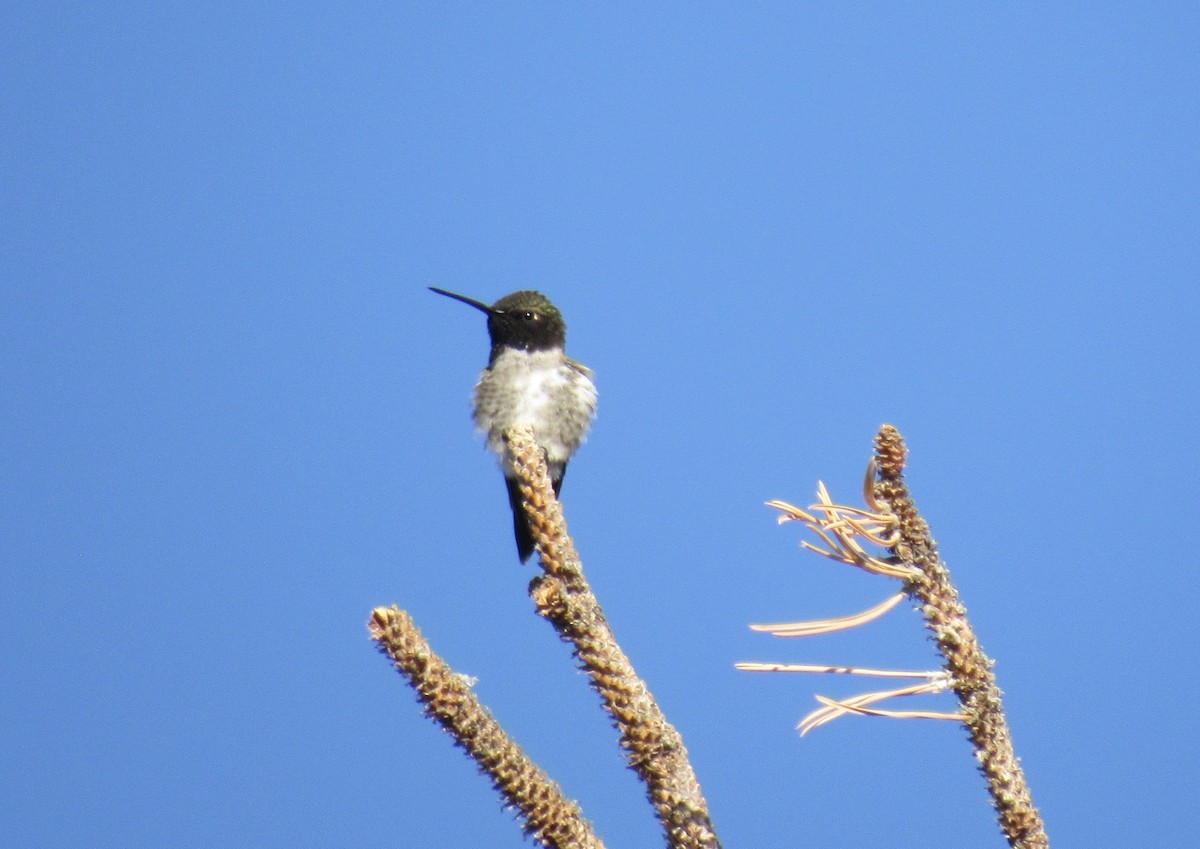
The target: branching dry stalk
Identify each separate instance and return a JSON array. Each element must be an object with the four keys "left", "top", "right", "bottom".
[
  {"left": 747, "top": 467, "right": 962, "bottom": 729},
  {"left": 872, "top": 424, "right": 1049, "bottom": 849},
  {"left": 741, "top": 424, "right": 1049, "bottom": 849},
  {"left": 368, "top": 606, "right": 604, "bottom": 849},
  {"left": 506, "top": 425, "right": 722, "bottom": 849}
]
